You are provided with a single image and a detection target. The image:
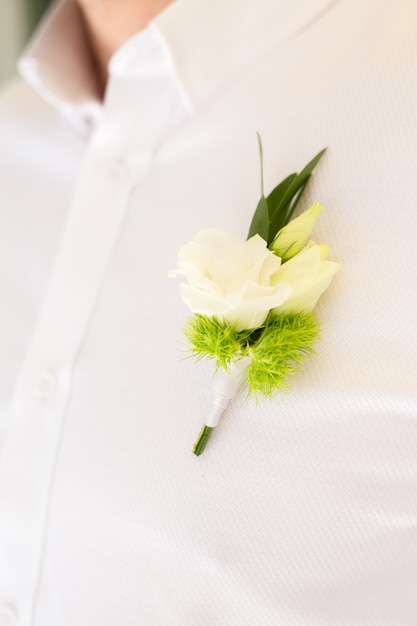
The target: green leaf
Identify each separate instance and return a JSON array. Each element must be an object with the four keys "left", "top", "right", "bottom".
[
  {"left": 279, "top": 148, "right": 327, "bottom": 213},
  {"left": 256, "top": 132, "right": 264, "bottom": 197},
  {"left": 247, "top": 194, "right": 269, "bottom": 240},
  {"left": 266, "top": 173, "right": 297, "bottom": 219},
  {"left": 267, "top": 148, "right": 327, "bottom": 245},
  {"left": 265, "top": 173, "right": 297, "bottom": 244},
  {"left": 273, "top": 150, "right": 326, "bottom": 221},
  {"left": 283, "top": 176, "right": 310, "bottom": 225}
]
